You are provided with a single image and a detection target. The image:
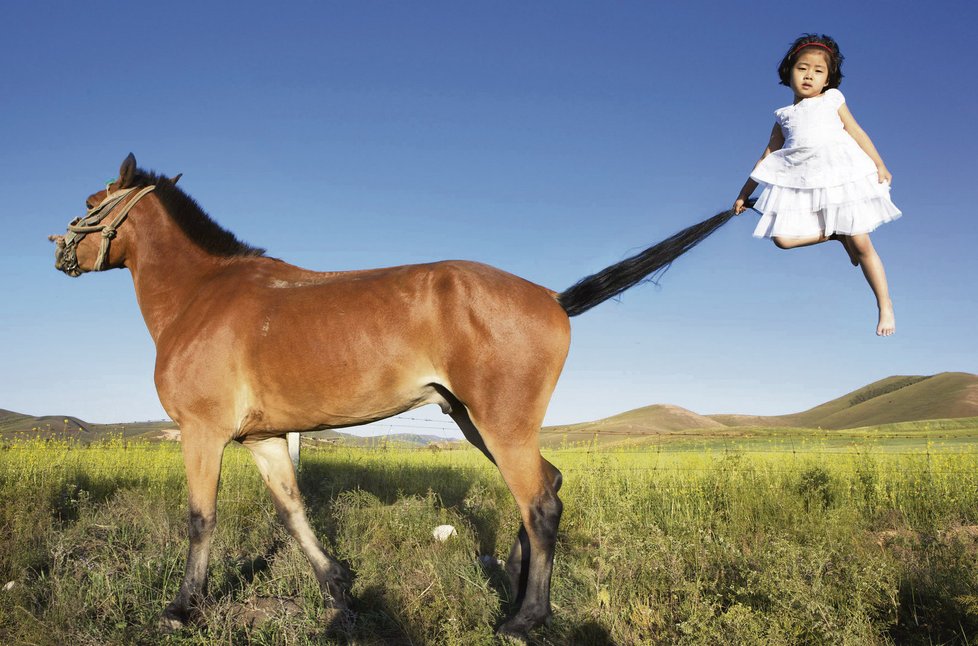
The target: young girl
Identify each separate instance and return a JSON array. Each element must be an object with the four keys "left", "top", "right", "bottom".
[{"left": 733, "top": 34, "right": 901, "bottom": 336}]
